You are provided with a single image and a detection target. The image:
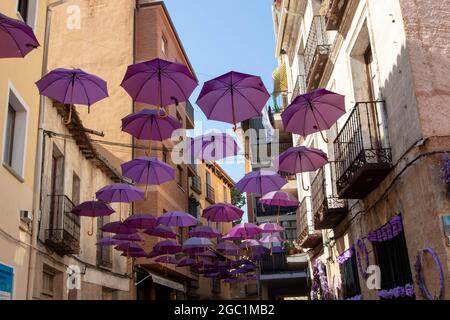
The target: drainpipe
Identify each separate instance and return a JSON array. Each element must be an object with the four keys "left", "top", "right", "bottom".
[{"left": 27, "top": 0, "right": 68, "bottom": 300}]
